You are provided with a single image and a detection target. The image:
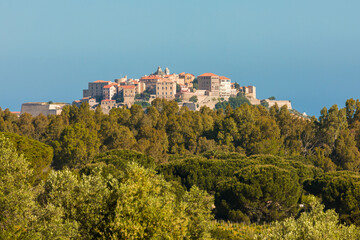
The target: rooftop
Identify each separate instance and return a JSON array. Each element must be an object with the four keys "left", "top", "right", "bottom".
[
  {"left": 140, "top": 75, "right": 162, "bottom": 80},
  {"left": 198, "top": 73, "right": 218, "bottom": 77},
  {"left": 93, "top": 80, "right": 110, "bottom": 83},
  {"left": 120, "top": 85, "right": 136, "bottom": 89}
]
